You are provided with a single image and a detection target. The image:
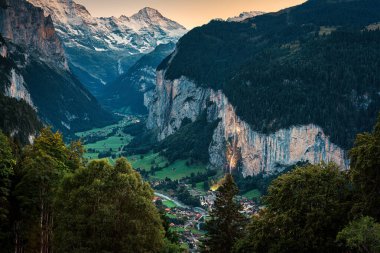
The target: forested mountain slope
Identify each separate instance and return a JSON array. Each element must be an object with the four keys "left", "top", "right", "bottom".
[
  {"left": 159, "top": 0, "right": 380, "bottom": 149},
  {"left": 149, "top": 0, "right": 380, "bottom": 176}
]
